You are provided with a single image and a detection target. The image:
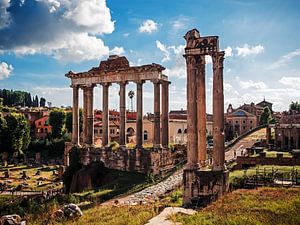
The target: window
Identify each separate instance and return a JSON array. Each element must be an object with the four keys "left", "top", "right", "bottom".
[
  {"left": 235, "top": 120, "right": 238, "bottom": 124},
  {"left": 243, "top": 120, "right": 245, "bottom": 123},
  {"left": 45, "top": 128, "right": 48, "bottom": 133},
  {"left": 178, "top": 129, "right": 182, "bottom": 134},
  {"left": 144, "top": 130, "right": 148, "bottom": 141},
  {"left": 250, "top": 120, "right": 253, "bottom": 123},
  {"left": 100, "top": 129, "right": 102, "bottom": 134},
  {"left": 38, "top": 122, "right": 41, "bottom": 126},
  {"left": 110, "top": 129, "right": 115, "bottom": 134},
  {"left": 184, "top": 129, "right": 187, "bottom": 134},
  {"left": 243, "top": 126, "right": 246, "bottom": 130}
]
